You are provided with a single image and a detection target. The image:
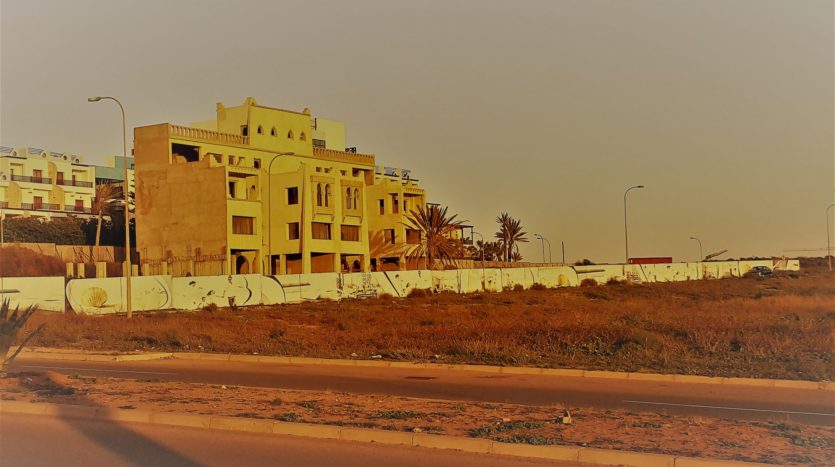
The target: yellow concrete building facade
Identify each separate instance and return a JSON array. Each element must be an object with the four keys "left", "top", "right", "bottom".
[
  {"left": 0, "top": 146, "right": 96, "bottom": 219},
  {"left": 134, "top": 98, "right": 427, "bottom": 277}
]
